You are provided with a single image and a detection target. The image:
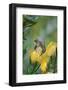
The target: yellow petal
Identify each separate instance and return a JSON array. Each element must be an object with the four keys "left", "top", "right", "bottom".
[
  {"left": 40, "top": 59, "right": 47, "bottom": 73},
  {"left": 46, "top": 42, "right": 57, "bottom": 57},
  {"left": 30, "top": 50, "right": 40, "bottom": 63},
  {"left": 40, "top": 55, "right": 49, "bottom": 73}
]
